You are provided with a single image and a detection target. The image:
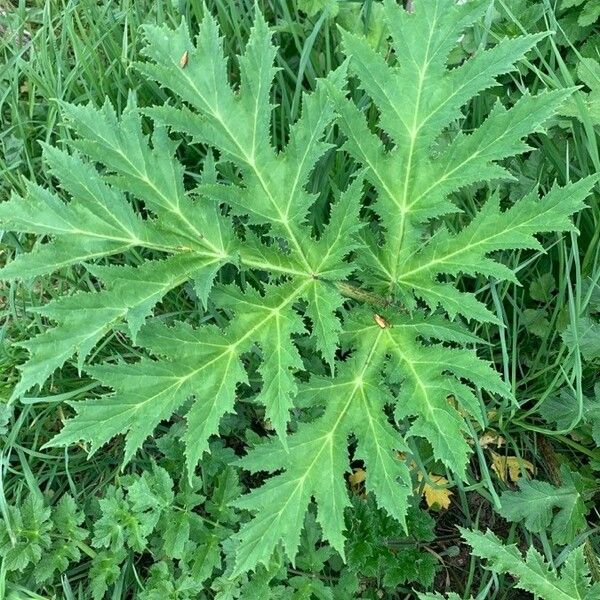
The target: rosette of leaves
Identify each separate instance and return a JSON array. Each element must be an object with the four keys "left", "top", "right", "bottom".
[
  {"left": 345, "top": 499, "right": 438, "bottom": 591},
  {"left": 0, "top": 0, "right": 594, "bottom": 575},
  {"left": 0, "top": 493, "right": 86, "bottom": 585}
]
